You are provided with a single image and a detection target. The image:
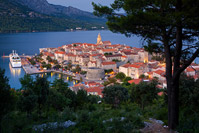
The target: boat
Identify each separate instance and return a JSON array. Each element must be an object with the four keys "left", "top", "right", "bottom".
[{"left": 9, "top": 50, "right": 22, "bottom": 68}]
